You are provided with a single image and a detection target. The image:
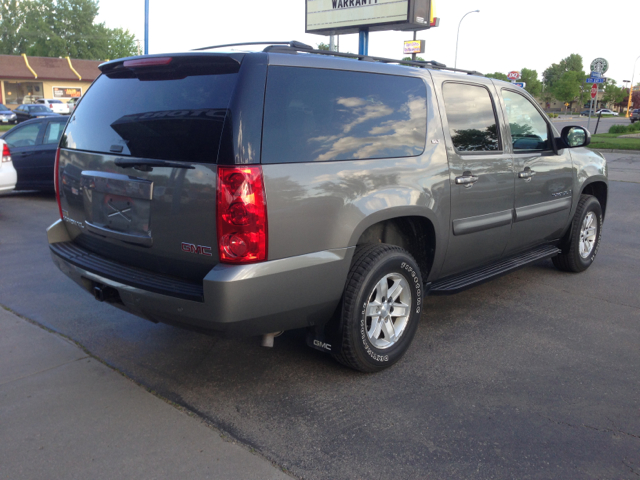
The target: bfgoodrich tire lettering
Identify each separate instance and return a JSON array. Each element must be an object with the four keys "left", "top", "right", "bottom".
[
  {"left": 333, "top": 243, "right": 423, "bottom": 373},
  {"left": 552, "top": 194, "right": 603, "bottom": 273}
]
